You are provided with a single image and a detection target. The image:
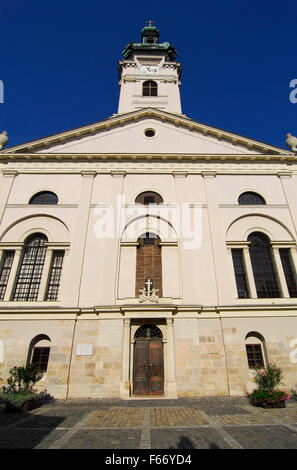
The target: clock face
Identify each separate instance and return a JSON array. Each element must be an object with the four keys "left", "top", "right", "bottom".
[{"left": 140, "top": 65, "right": 159, "bottom": 75}]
